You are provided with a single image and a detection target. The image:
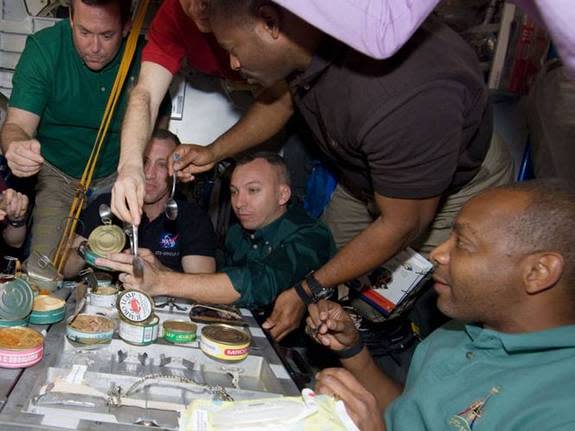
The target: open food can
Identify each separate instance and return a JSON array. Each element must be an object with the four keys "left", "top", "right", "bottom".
[
  {"left": 0, "top": 327, "right": 44, "bottom": 368},
  {"left": 200, "top": 324, "right": 251, "bottom": 362}
]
